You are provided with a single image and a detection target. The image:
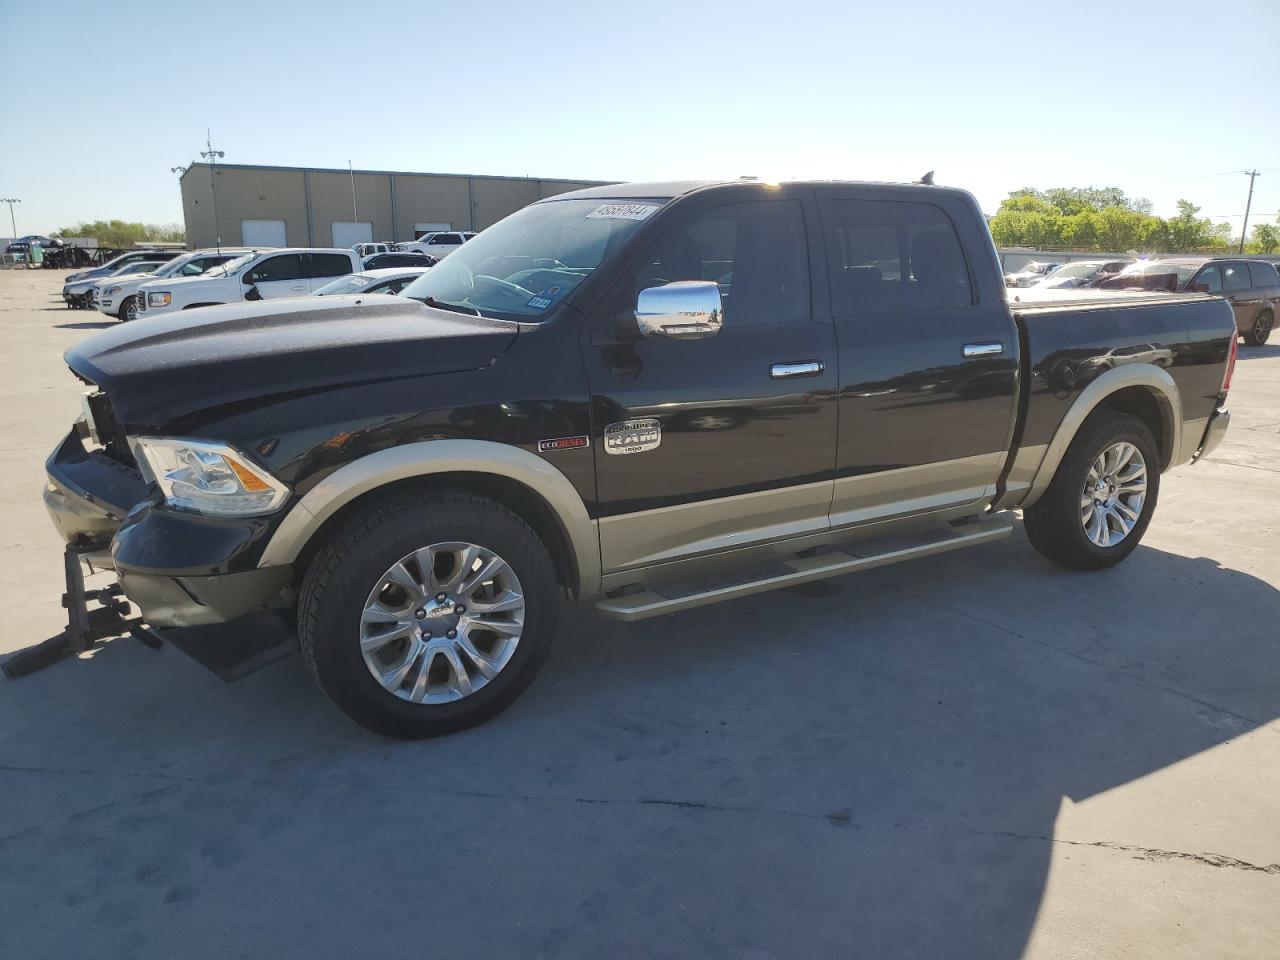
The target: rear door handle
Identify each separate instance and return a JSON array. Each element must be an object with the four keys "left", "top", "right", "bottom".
[
  {"left": 771, "top": 361, "right": 824, "bottom": 379},
  {"left": 963, "top": 342, "right": 1005, "bottom": 358},
  {"left": 291, "top": 285, "right": 307, "bottom": 291}
]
